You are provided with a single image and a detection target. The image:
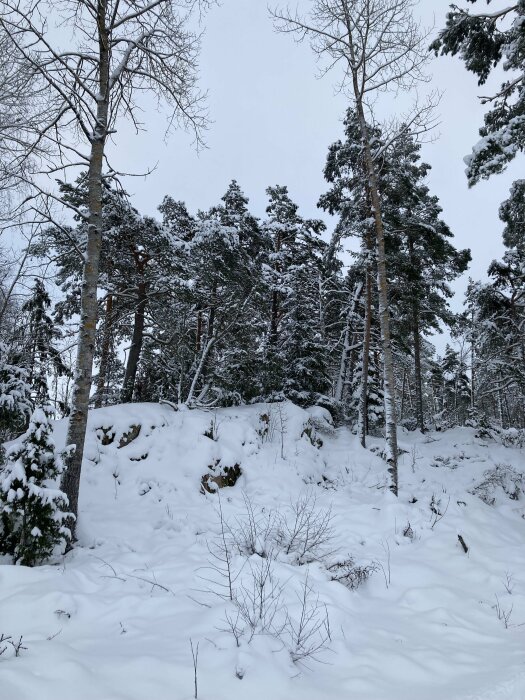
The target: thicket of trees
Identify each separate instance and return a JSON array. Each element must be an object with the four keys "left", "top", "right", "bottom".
[
  {"left": 0, "top": 0, "right": 524, "bottom": 563},
  {"left": 0, "top": 160, "right": 477, "bottom": 431}
]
